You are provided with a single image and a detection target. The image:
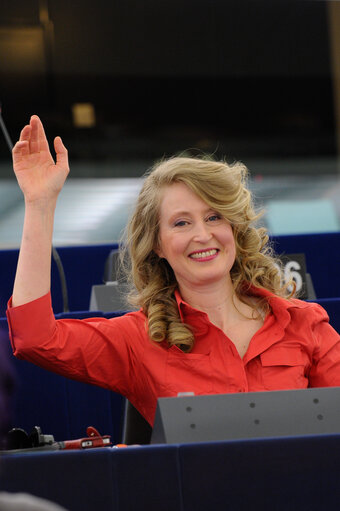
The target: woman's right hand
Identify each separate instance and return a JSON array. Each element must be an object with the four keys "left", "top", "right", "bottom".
[
  {"left": 12, "top": 115, "right": 69, "bottom": 204},
  {"left": 11, "top": 116, "right": 70, "bottom": 306}
]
